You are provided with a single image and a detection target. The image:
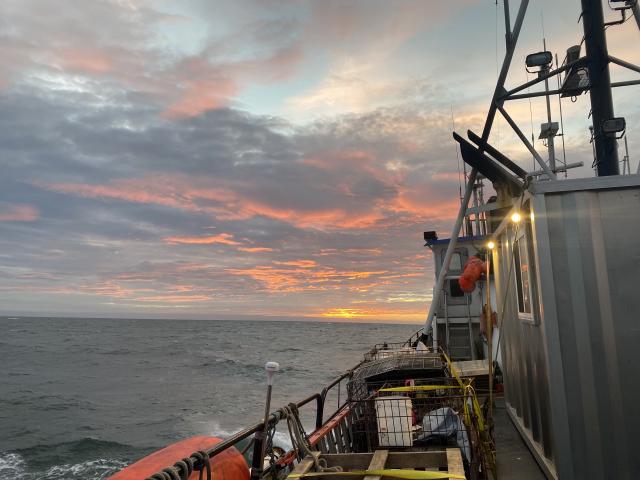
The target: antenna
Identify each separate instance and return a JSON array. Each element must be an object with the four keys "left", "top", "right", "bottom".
[{"left": 250, "top": 361, "right": 280, "bottom": 480}]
